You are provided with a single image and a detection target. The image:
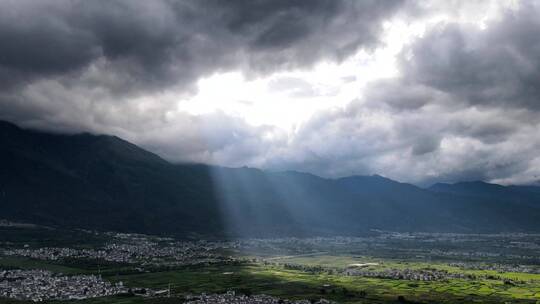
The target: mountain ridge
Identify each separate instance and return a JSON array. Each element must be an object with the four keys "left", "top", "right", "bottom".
[{"left": 1, "top": 120, "right": 540, "bottom": 237}]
